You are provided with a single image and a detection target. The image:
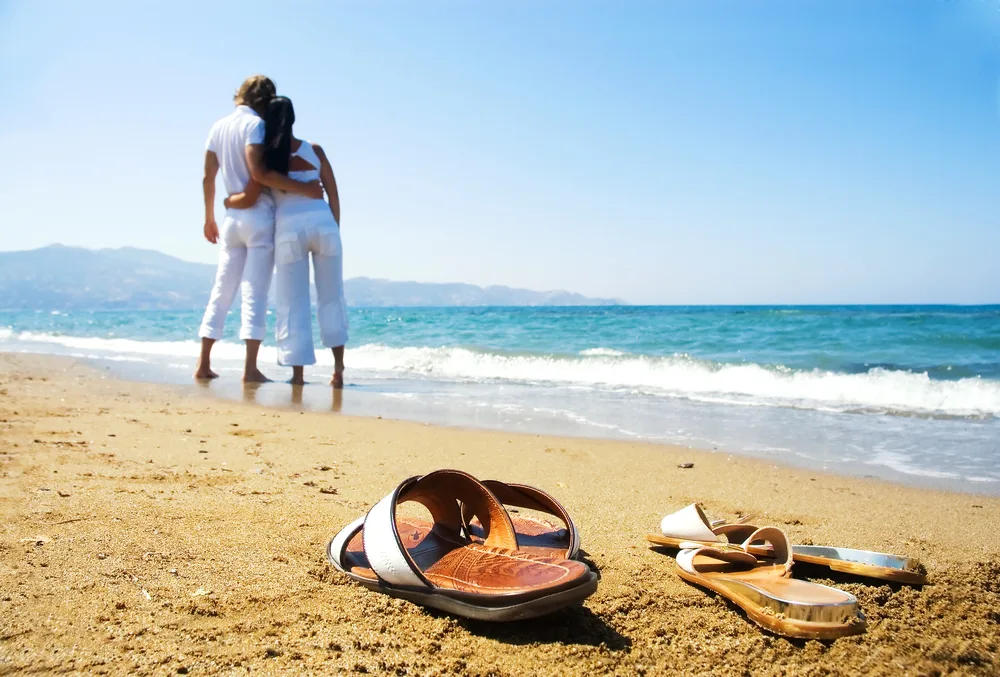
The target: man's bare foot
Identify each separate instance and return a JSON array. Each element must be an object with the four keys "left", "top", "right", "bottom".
[
  {"left": 289, "top": 375, "right": 305, "bottom": 386},
  {"left": 243, "top": 369, "right": 271, "bottom": 383},
  {"left": 194, "top": 367, "right": 219, "bottom": 380},
  {"left": 331, "top": 371, "right": 344, "bottom": 389}
]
